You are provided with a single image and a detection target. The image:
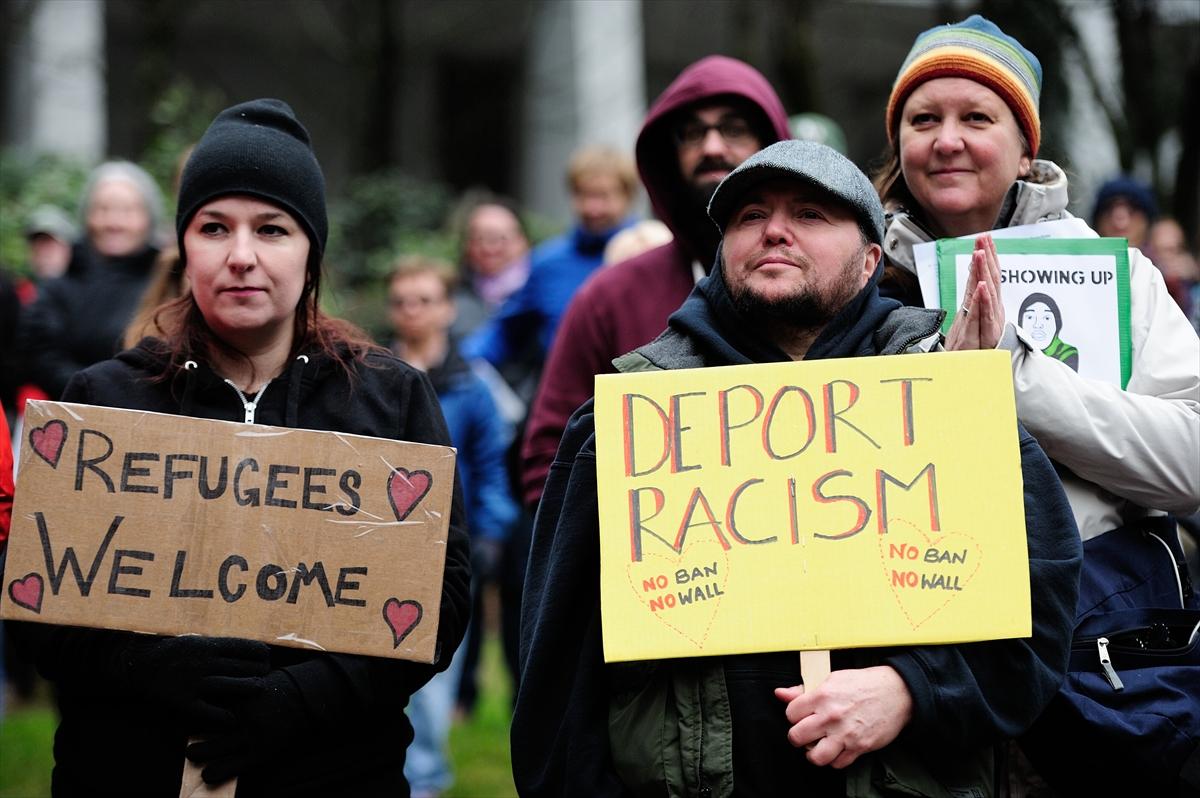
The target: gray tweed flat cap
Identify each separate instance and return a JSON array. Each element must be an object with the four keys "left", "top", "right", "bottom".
[{"left": 707, "top": 139, "right": 885, "bottom": 244}]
